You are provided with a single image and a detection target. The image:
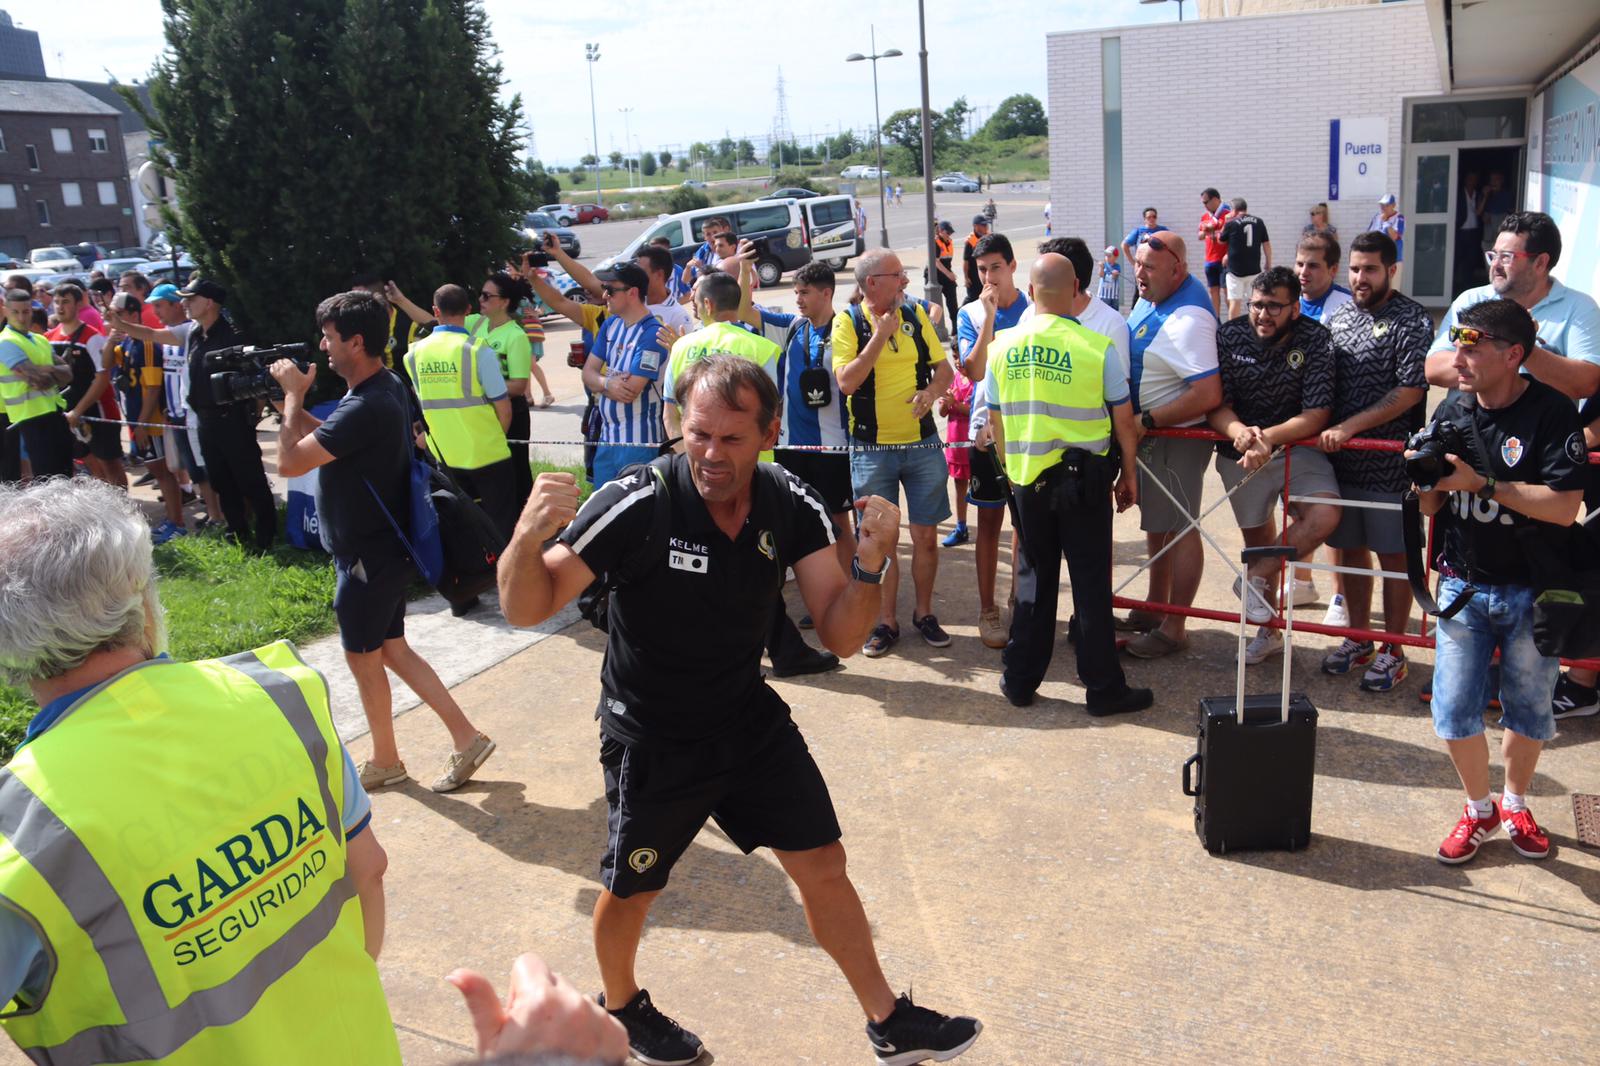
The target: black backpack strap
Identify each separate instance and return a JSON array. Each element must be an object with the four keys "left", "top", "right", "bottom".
[{"left": 614, "top": 455, "right": 675, "bottom": 584}]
